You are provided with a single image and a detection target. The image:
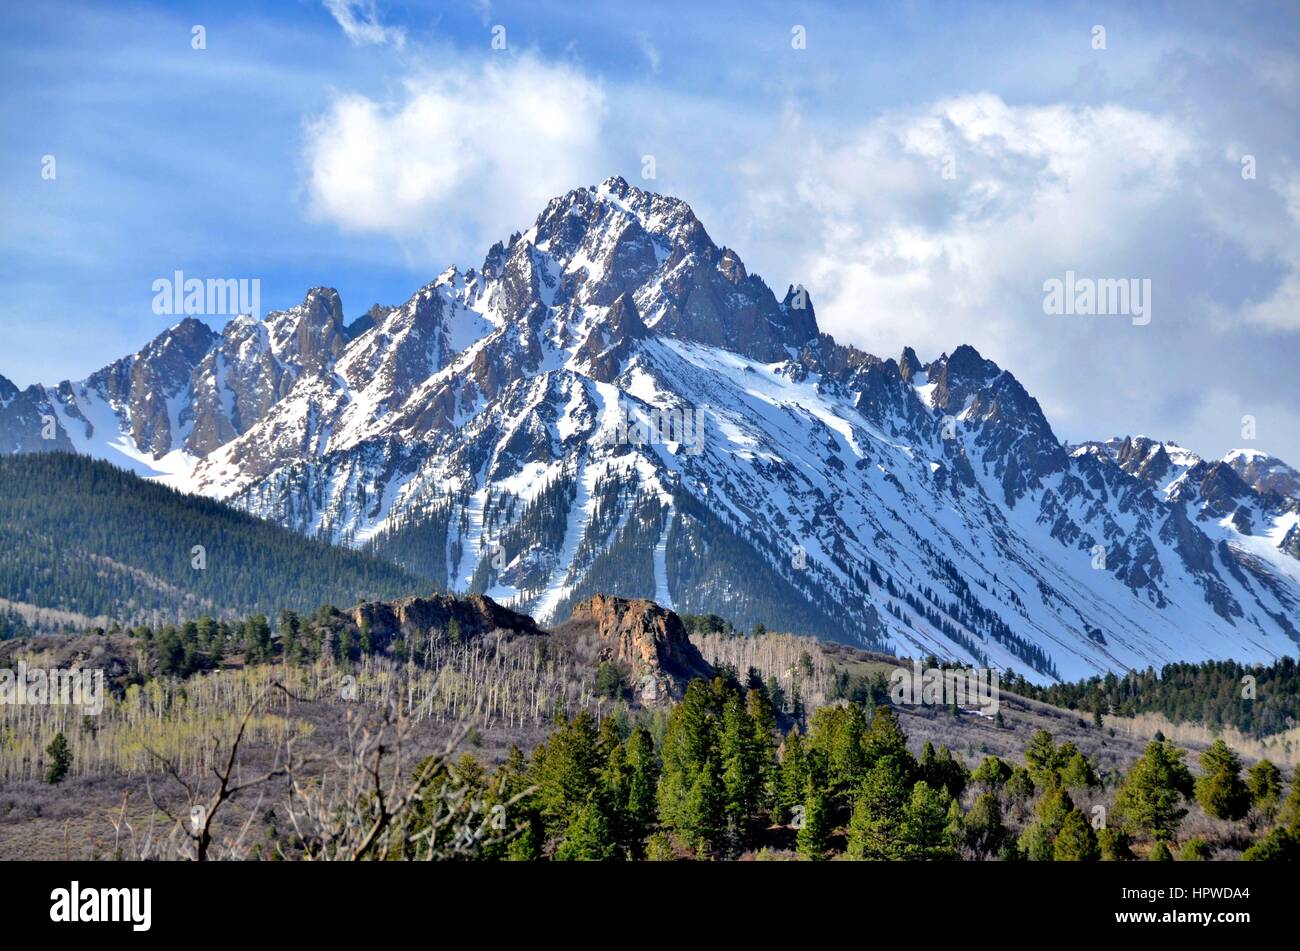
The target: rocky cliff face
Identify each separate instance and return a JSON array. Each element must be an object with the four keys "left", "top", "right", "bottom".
[
  {"left": 555, "top": 595, "right": 715, "bottom": 705},
  {"left": 350, "top": 592, "right": 545, "bottom": 646}
]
